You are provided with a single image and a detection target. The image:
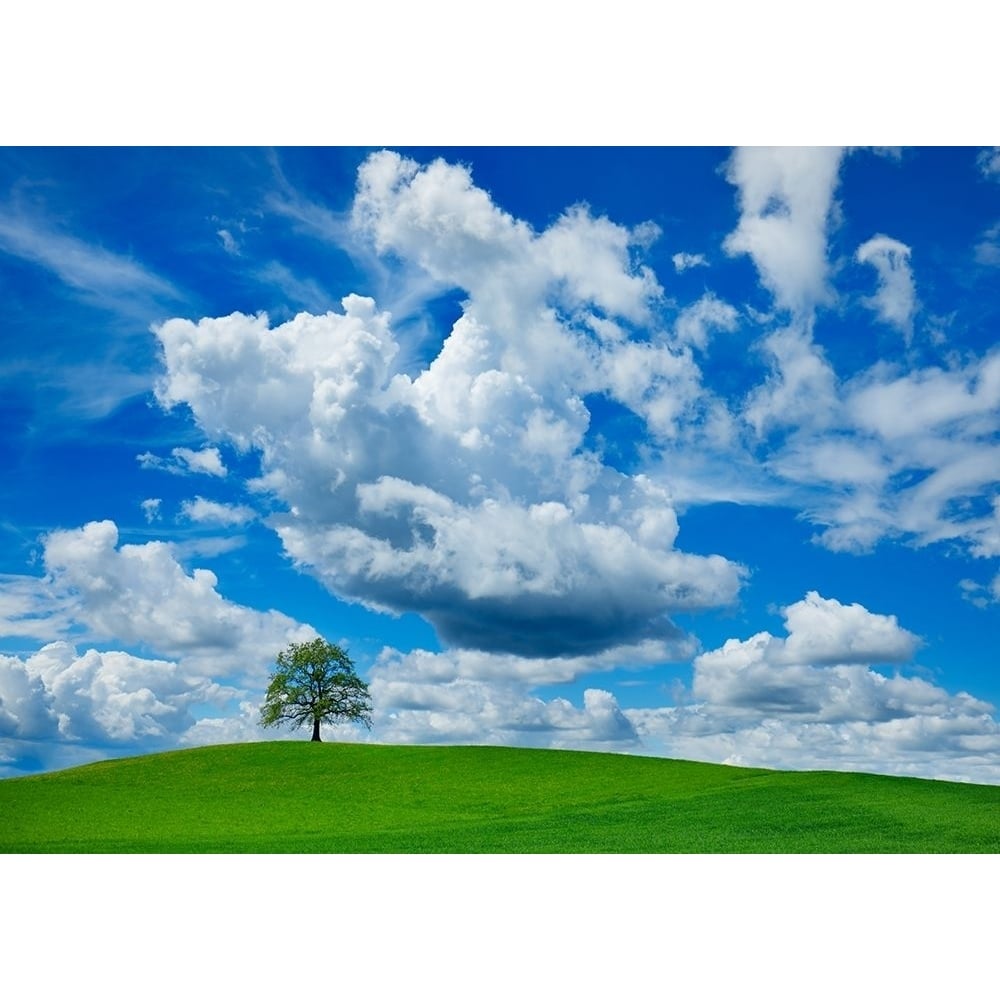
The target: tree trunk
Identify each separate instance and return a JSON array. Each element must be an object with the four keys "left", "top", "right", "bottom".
[{"left": 311, "top": 718, "right": 322, "bottom": 742}]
